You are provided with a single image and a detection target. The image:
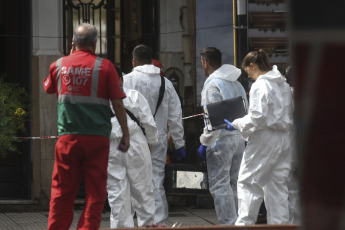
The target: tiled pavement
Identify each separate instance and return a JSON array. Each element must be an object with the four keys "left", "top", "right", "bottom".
[{"left": 0, "top": 207, "right": 218, "bottom": 230}]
